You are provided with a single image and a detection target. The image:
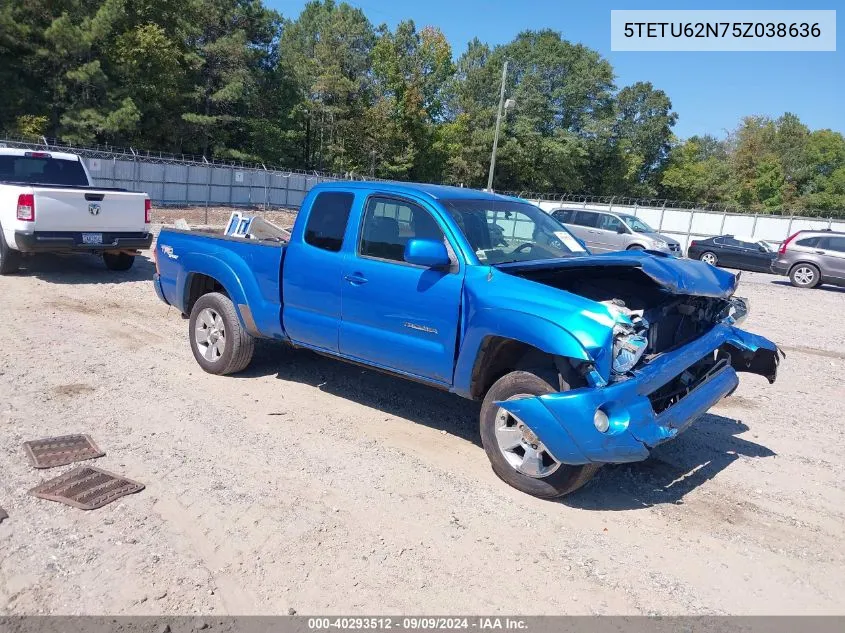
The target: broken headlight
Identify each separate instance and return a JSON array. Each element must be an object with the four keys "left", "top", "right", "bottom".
[
  {"left": 720, "top": 296, "right": 750, "bottom": 325},
  {"left": 611, "top": 321, "right": 649, "bottom": 375}
]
